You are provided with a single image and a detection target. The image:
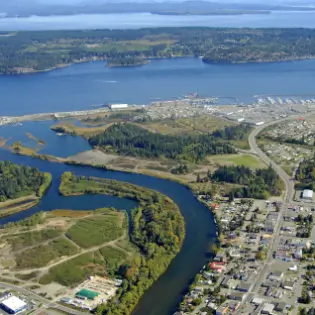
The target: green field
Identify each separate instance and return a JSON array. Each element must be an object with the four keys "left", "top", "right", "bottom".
[
  {"left": 66, "top": 211, "right": 125, "bottom": 248},
  {"left": 139, "top": 116, "right": 236, "bottom": 135},
  {"left": 208, "top": 154, "right": 266, "bottom": 169},
  {"left": 6, "top": 229, "right": 62, "bottom": 251},
  {"left": 39, "top": 252, "right": 106, "bottom": 287},
  {"left": 15, "top": 237, "right": 78, "bottom": 269}
]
